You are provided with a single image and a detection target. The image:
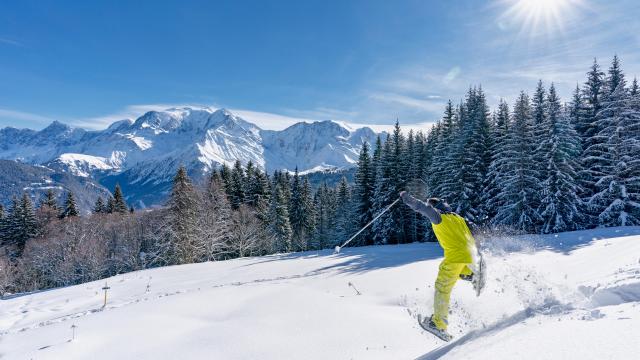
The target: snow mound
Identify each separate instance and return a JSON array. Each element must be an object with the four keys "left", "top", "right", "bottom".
[{"left": 1, "top": 227, "right": 639, "bottom": 359}]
